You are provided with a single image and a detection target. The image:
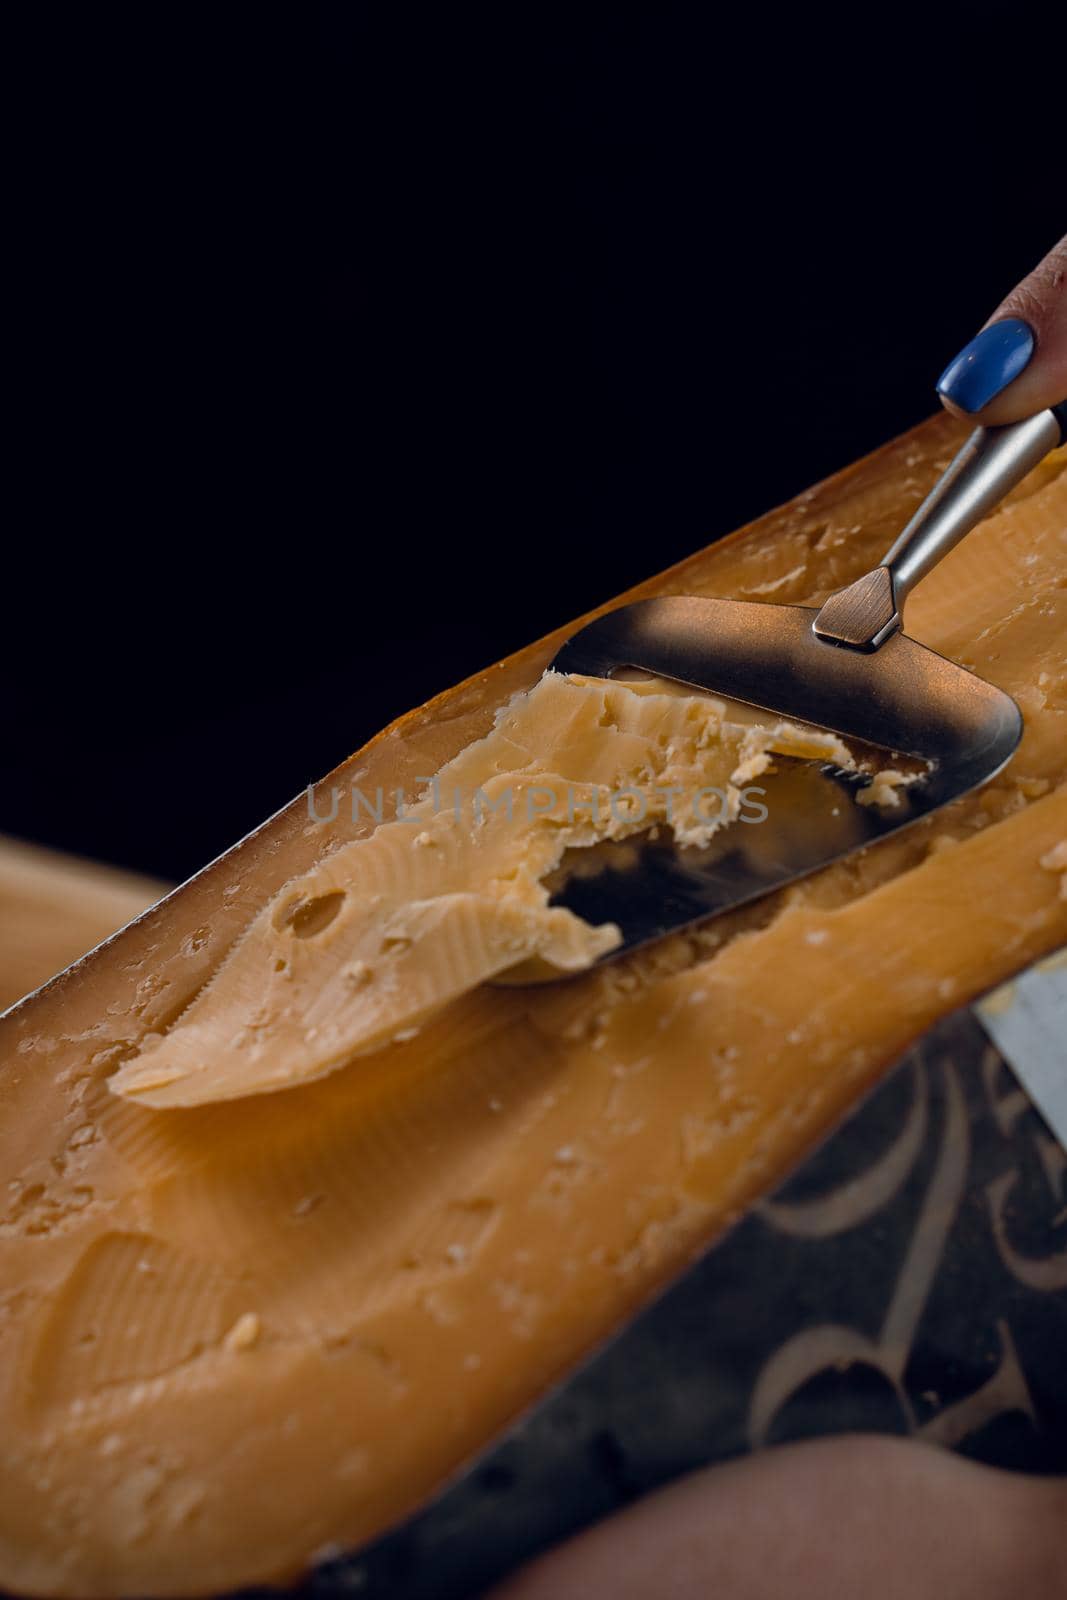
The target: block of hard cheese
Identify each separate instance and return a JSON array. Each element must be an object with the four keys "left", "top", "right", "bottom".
[
  {"left": 0, "top": 414, "right": 1064, "bottom": 1598},
  {"left": 0, "top": 838, "right": 167, "bottom": 1013}
]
